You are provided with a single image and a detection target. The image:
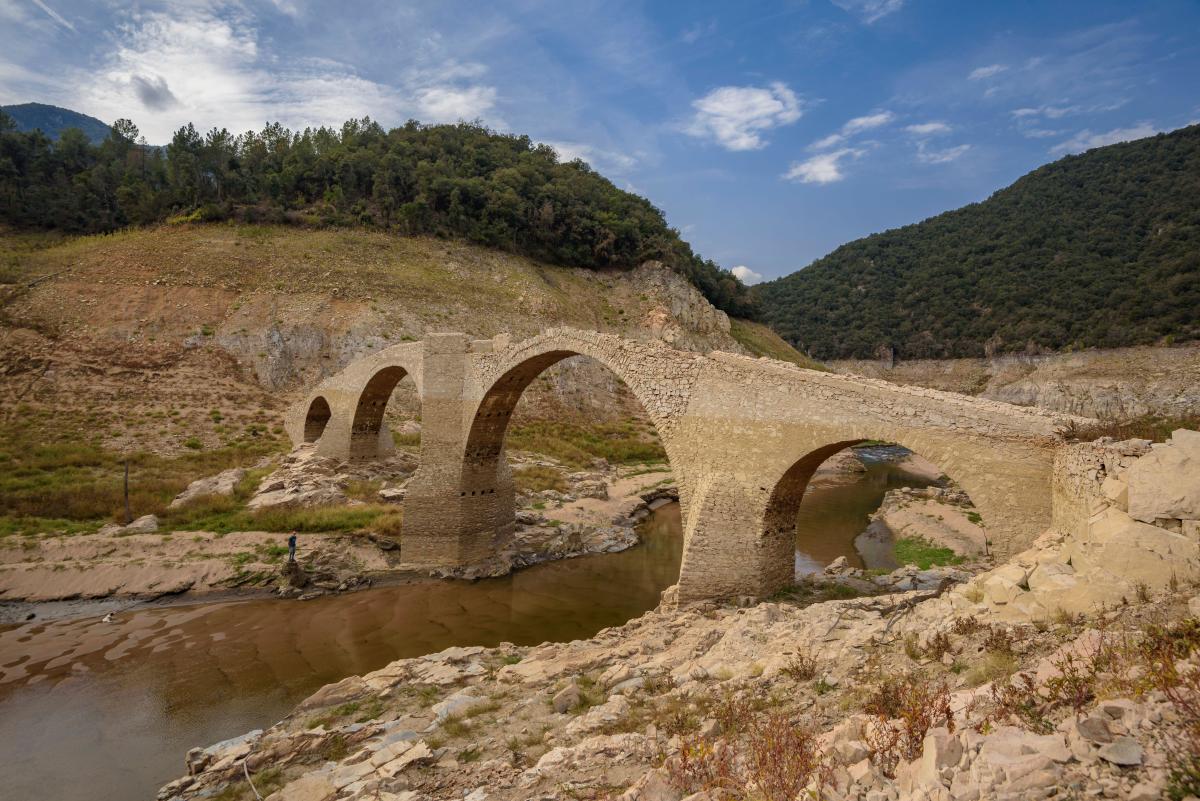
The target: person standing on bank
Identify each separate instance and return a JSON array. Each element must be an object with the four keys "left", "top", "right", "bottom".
[{"left": 287, "top": 532, "right": 297, "bottom": 562}]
